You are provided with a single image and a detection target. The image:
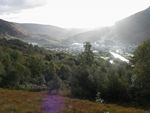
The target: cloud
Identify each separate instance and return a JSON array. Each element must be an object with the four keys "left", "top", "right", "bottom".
[{"left": 0, "top": 0, "right": 46, "bottom": 14}]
